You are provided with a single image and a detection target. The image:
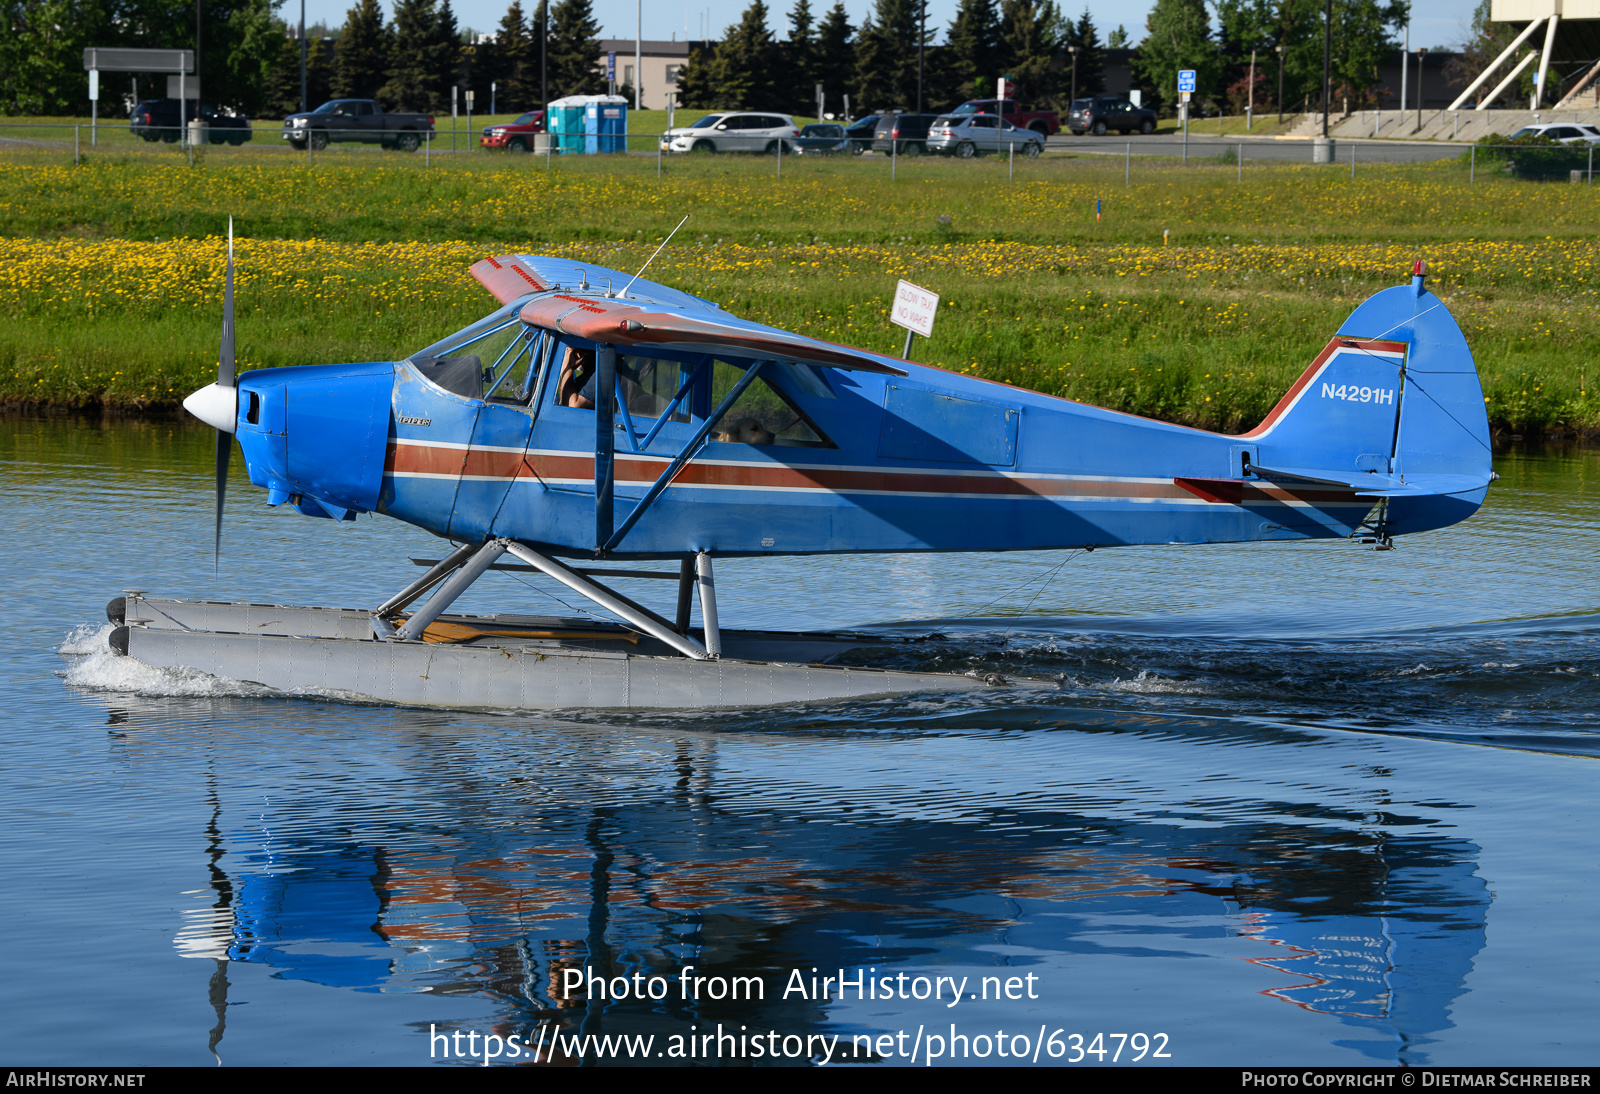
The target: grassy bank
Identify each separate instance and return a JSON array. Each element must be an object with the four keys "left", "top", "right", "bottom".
[{"left": 1, "top": 152, "right": 1596, "bottom": 435}]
